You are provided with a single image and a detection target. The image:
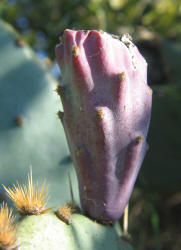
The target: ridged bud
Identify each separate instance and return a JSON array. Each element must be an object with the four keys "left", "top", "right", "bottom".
[{"left": 56, "top": 30, "right": 152, "bottom": 222}]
